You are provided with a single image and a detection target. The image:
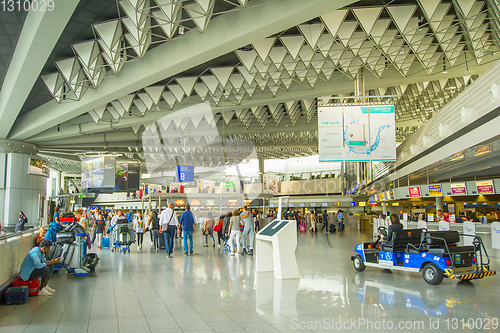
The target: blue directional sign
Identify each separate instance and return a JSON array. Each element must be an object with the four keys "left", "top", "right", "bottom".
[{"left": 176, "top": 165, "right": 194, "bottom": 182}]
